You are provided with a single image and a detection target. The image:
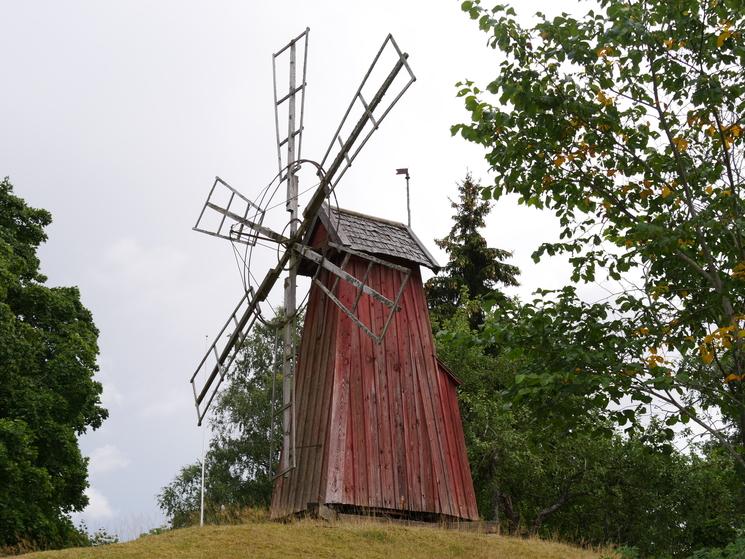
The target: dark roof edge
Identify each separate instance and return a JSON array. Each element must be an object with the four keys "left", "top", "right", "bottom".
[
  {"left": 331, "top": 204, "right": 441, "bottom": 271},
  {"left": 405, "top": 225, "right": 441, "bottom": 272},
  {"left": 435, "top": 356, "right": 463, "bottom": 386},
  {"left": 307, "top": 203, "right": 441, "bottom": 272}
]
